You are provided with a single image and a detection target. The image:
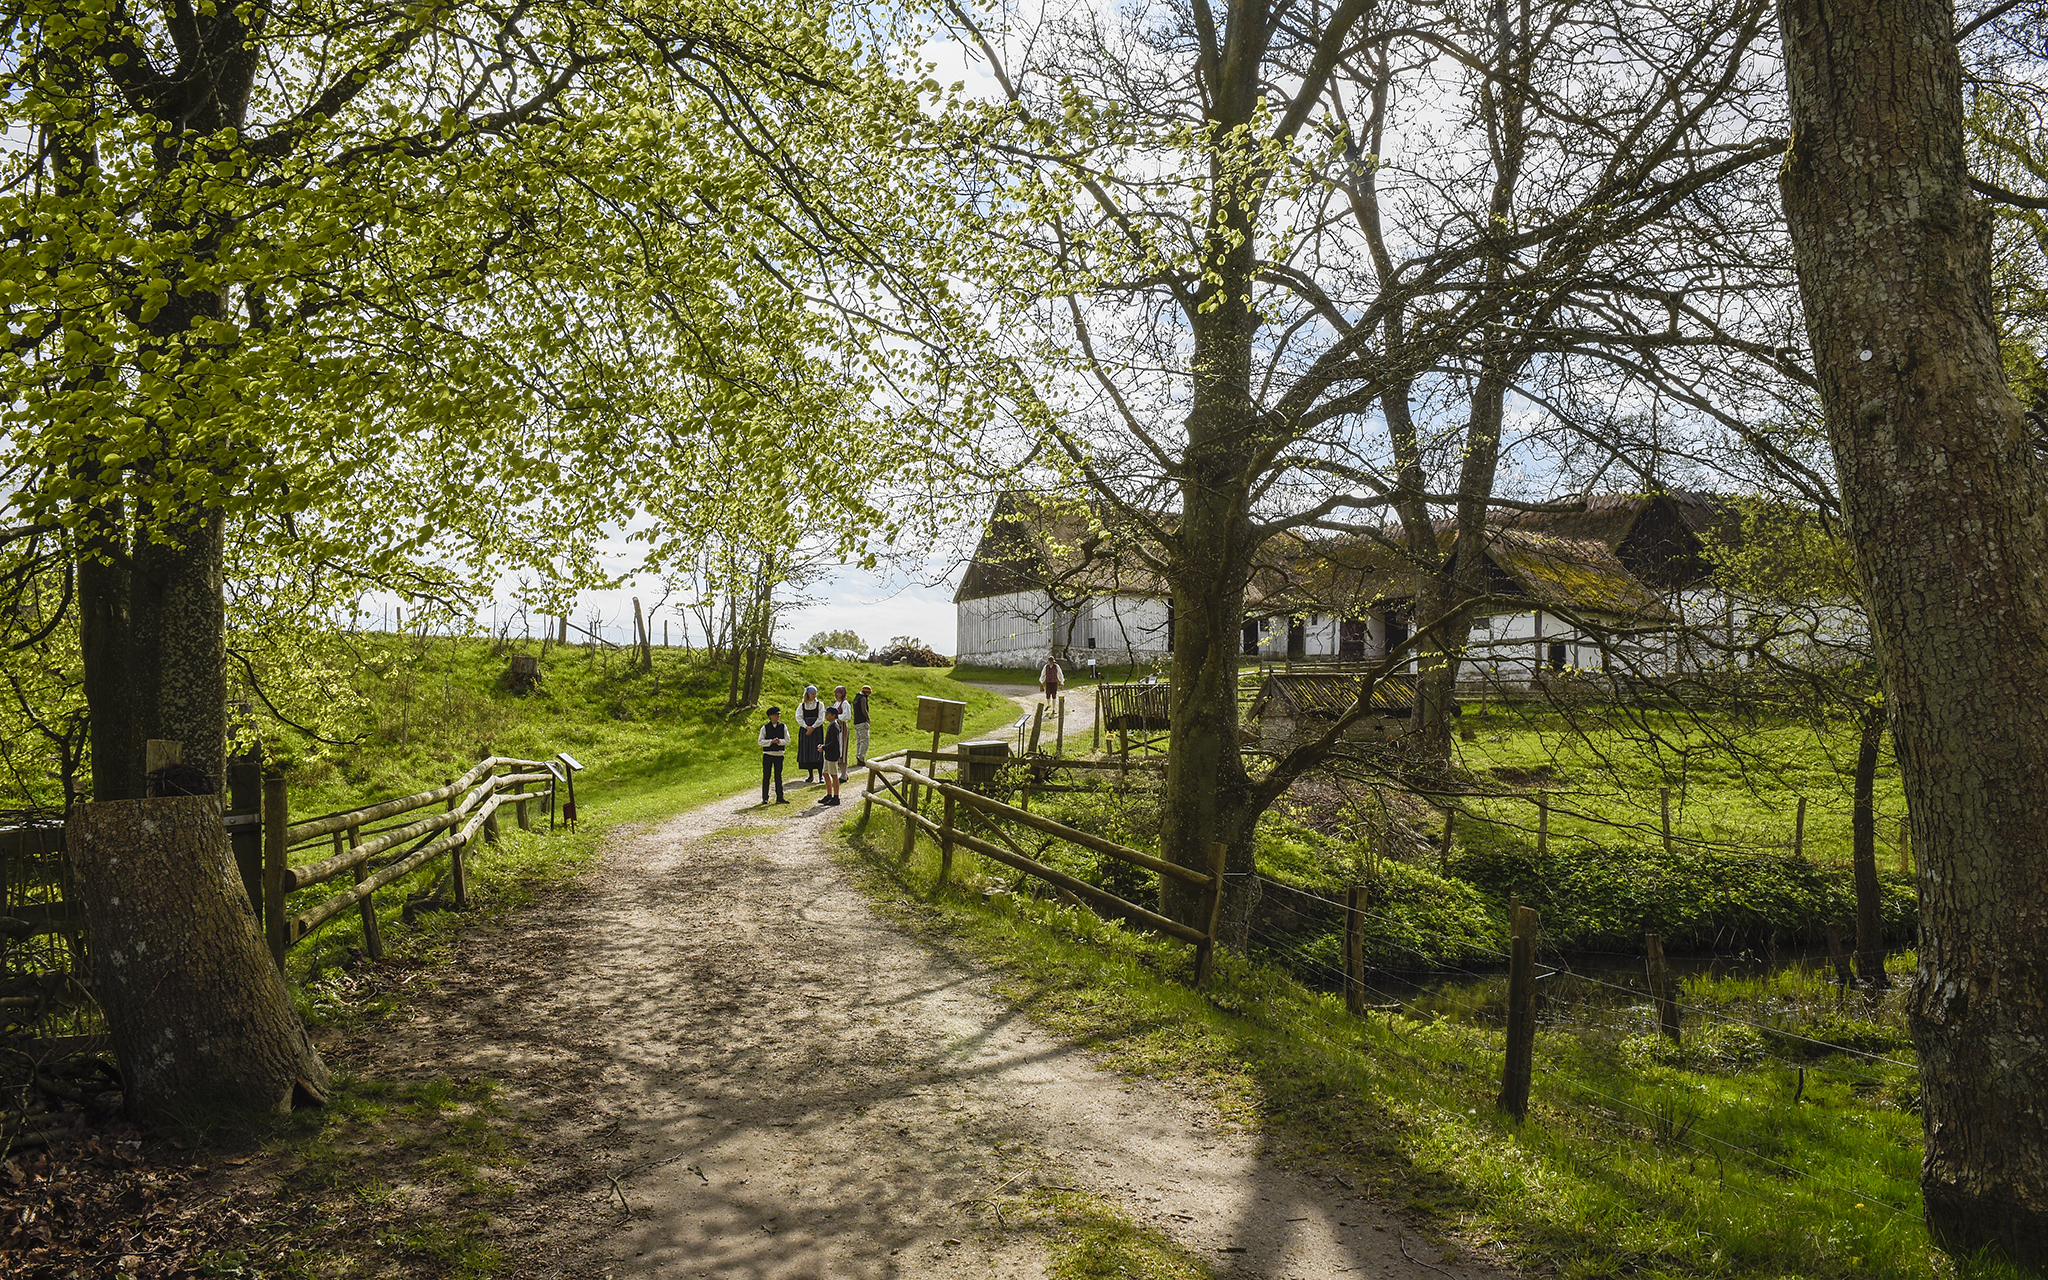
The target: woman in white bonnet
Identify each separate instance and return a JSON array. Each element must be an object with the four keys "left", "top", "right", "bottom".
[{"left": 794, "top": 685, "right": 826, "bottom": 783}]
